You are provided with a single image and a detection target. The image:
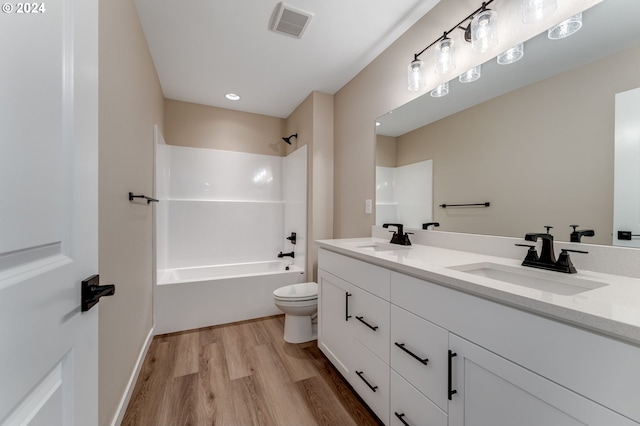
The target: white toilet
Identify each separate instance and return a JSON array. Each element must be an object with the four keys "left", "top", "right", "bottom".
[{"left": 273, "top": 282, "right": 318, "bottom": 343}]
